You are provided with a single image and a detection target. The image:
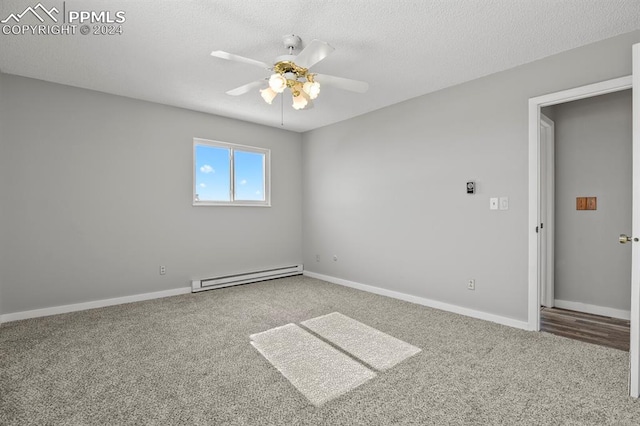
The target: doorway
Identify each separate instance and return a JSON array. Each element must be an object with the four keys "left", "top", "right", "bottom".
[
  {"left": 539, "top": 90, "right": 632, "bottom": 347},
  {"left": 527, "top": 75, "right": 637, "bottom": 396}
]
